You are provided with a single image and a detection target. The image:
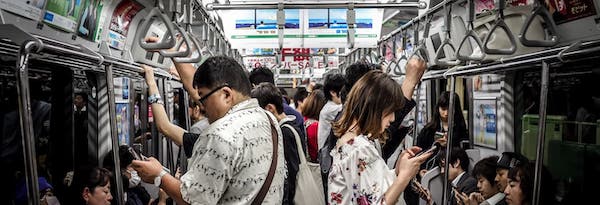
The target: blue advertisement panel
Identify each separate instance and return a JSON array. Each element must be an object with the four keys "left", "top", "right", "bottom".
[{"left": 116, "top": 103, "right": 130, "bottom": 145}]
